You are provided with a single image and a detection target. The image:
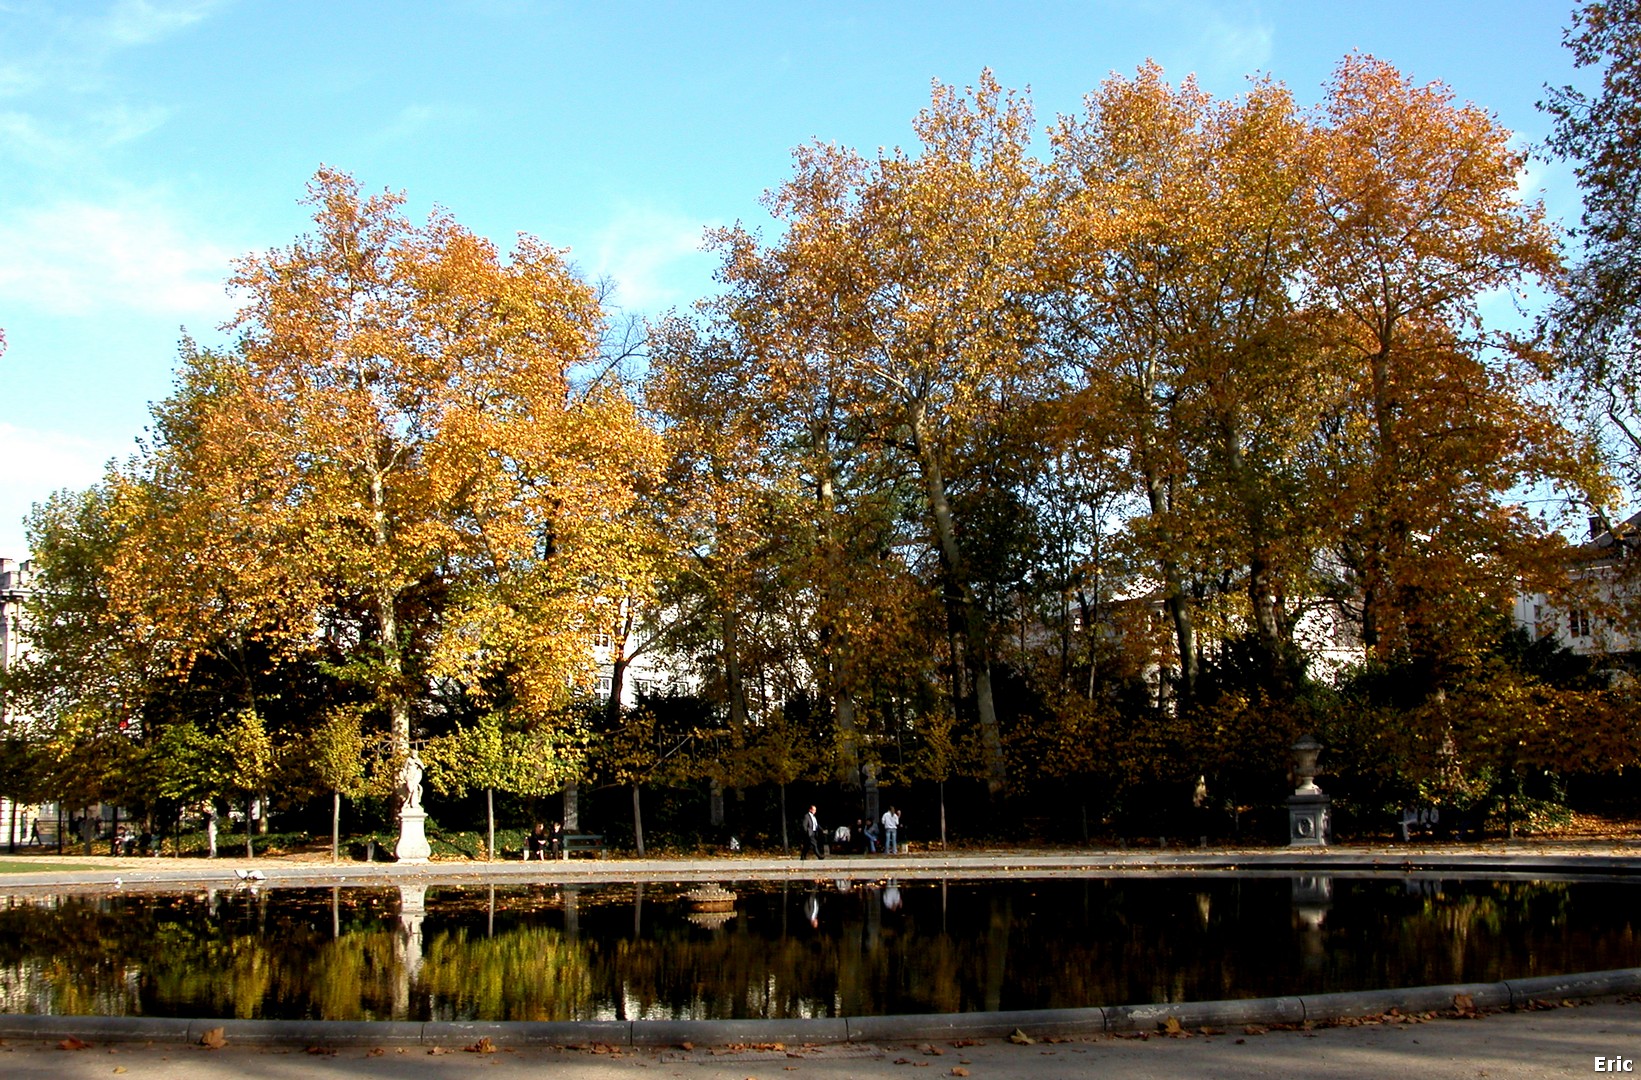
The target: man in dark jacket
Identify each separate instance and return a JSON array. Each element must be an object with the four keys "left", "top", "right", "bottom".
[{"left": 802, "top": 805, "right": 824, "bottom": 860}]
